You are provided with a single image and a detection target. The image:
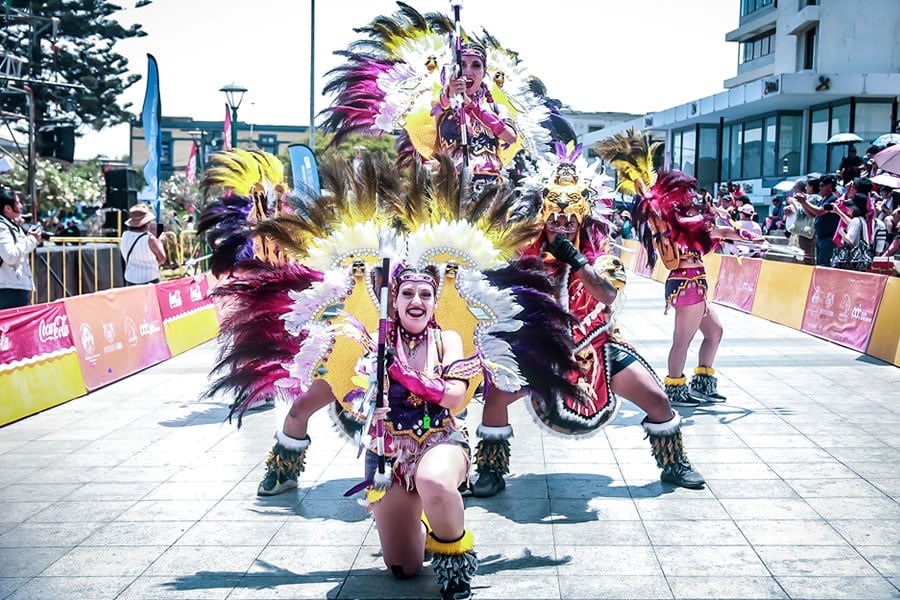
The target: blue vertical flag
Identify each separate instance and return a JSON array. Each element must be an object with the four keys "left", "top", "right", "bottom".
[
  {"left": 288, "top": 144, "right": 320, "bottom": 200},
  {"left": 140, "top": 54, "right": 162, "bottom": 218}
]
